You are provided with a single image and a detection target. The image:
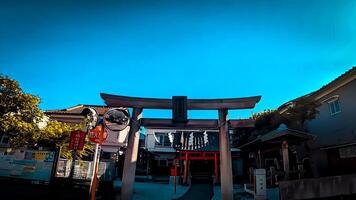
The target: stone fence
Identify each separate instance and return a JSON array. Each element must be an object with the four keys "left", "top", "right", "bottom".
[{"left": 279, "top": 173, "right": 356, "bottom": 199}]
